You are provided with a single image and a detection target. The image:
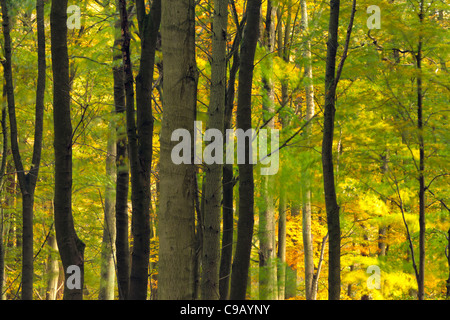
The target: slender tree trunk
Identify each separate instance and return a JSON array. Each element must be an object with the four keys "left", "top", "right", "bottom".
[
  {"left": 99, "top": 127, "right": 117, "bottom": 300},
  {"left": 127, "top": 0, "right": 161, "bottom": 300},
  {"left": 277, "top": 187, "right": 286, "bottom": 299},
  {"left": 112, "top": 0, "right": 129, "bottom": 300},
  {"left": 219, "top": 3, "right": 244, "bottom": 299},
  {"left": 0, "top": 86, "right": 7, "bottom": 300},
  {"left": 299, "top": 0, "right": 316, "bottom": 301},
  {"left": 276, "top": 2, "right": 291, "bottom": 300},
  {"left": 322, "top": 0, "right": 341, "bottom": 300},
  {"left": 446, "top": 228, "right": 450, "bottom": 298},
  {"left": 416, "top": 0, "right": 425, "bottom": 300},
  {"left": 159, "top": 0, "right": 198, "bottom": 300},
  {"left": 1, "top": 0, "right": 46, "bottom": 300},
  {"left": 201, "top": 0, "right": 228, "bottom": 300},
  {"left": 259, "top": 0, "right": 277, "bottom": 300},
  {"left": 51, "top": 0, "right": 85, "bottom": 300},
  {"left": 229, "top": 0, "right": 262, "bottom": 300}
]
